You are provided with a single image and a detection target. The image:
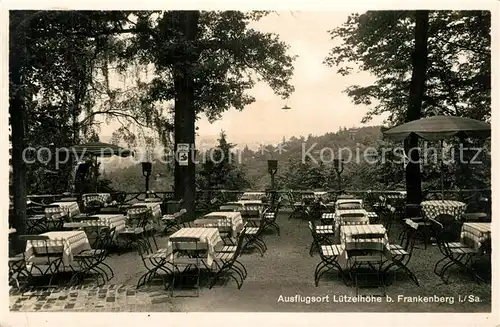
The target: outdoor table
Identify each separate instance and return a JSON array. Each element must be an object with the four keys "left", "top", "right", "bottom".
[
  {"left": 63, "top": 214, "right": 127, "bottom": 234},
  {"left": 194, "top": 211, "right": 244, "bottom": 238},
  {"left": 337, "top": 224, "right": 390, "bottom": 270},
  {"left": 24, "top": 231, "right": 91, "bottom": 266},
  {"left": 167, "top": 228, "right": 223, "bottom": 267},
  {"left": 335, "top": 209, "right": 368, "bottom": 219},
  {"left": 322, "top": 210, "right": 370, "bottom": 223},
  {"left": 132, "top": 202, "right": 162, "bottom": 220},
  {"left": 335, "top": 199, "right": 363, "bottom": 210},
  {"left": 460, "top": 222, "right": 491, "bottom": 251},
  {"left": 340, "top": 224, "right": 388, "bottom": 251},
  {"left": 421, "top": 200, "right": 466, "bottom": 220},
  {"left": 337, "top": 194, "right": 356, "bottom": 199},
  {"left": 240, "top": 192, "right": 265, "bottom": 201},
  {"left": 48, "top": 201, "right": 81, "bottom": 218},
  {"left": 222, "top": 201, "right": 263, "bottom": 216}
]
